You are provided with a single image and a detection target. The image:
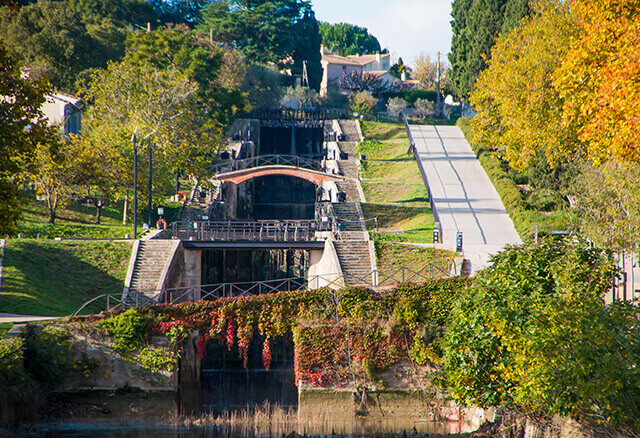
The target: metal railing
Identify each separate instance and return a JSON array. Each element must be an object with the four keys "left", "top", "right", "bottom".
[
  {"left": 402, "top": 112, "right": 442, "bottom": 243},
  {"left": 210, "top": 154, "right": 322, "bottom": 176},
  {"left": 171, "top": 219, "right": 332, "bottom": 242},
  {"left": 71, "top": 261, "right": 457, "bottom": 316}
]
